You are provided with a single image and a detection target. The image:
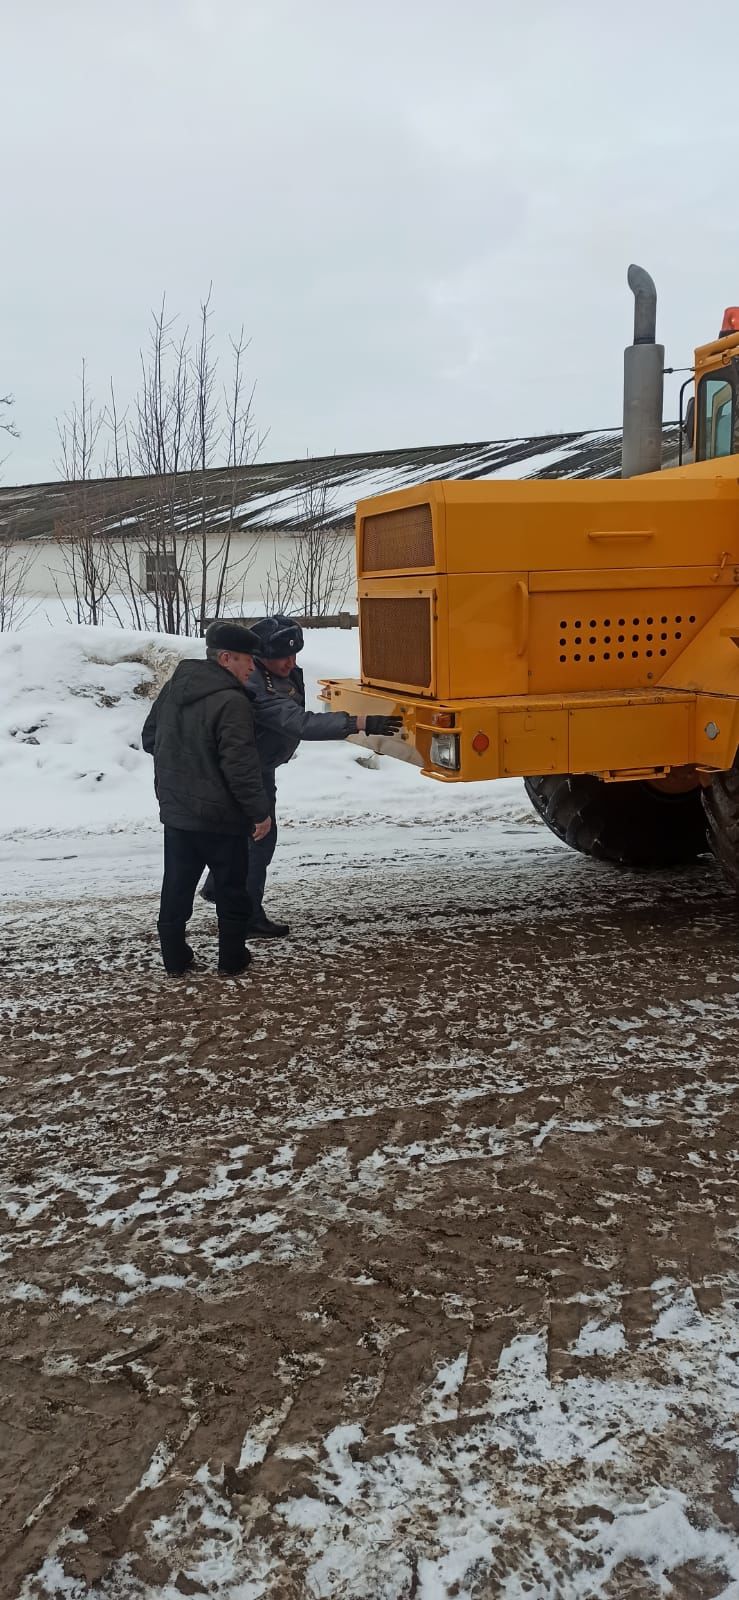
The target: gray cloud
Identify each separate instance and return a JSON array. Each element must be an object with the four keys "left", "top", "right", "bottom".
[{"left": 4, "top": 0, "right": 739, "bottom": 481}]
